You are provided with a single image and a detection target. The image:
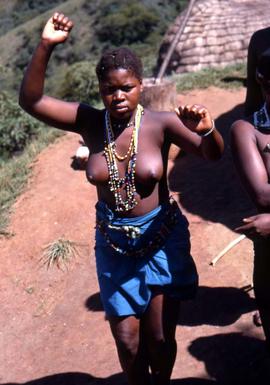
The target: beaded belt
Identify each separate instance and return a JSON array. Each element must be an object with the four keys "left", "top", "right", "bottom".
[{"left": 96, "top": 200, "right": 179, "bottom": 258}]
